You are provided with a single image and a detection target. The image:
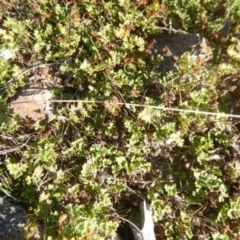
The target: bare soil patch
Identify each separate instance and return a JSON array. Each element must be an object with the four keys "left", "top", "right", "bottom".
[{"left": 9, "top": 67, "right": 59, "bottom": 121}]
